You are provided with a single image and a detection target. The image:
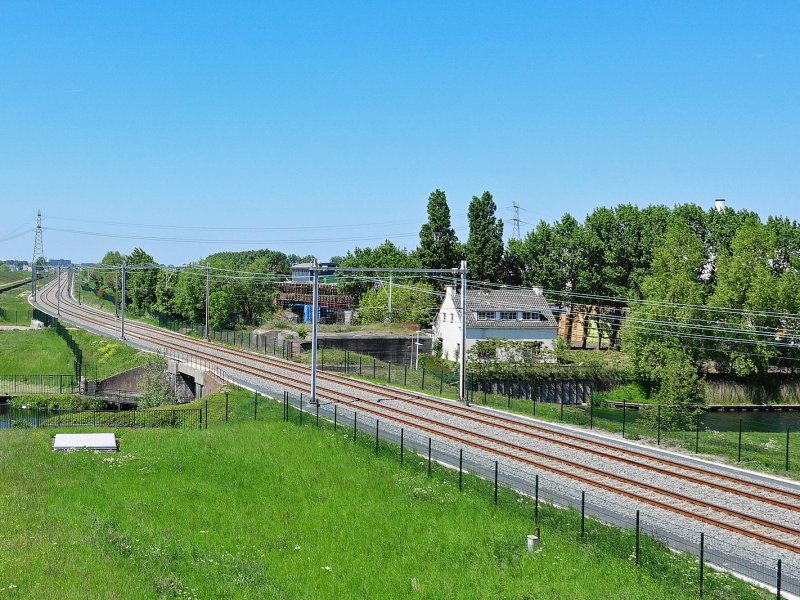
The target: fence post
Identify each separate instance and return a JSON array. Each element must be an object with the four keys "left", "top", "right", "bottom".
[
  {"left": 699, "top": 532, "right": 705, "bottom": 598},
  {"left": 580, "top": 491, "right": 585, "bottom": 543},
  {"left": 440, "top": 372, "right": 444, "bottom": 395},
  {"left": 422, "top": 367, "right": 426, "bottom": 389},
  {"left": 427, "top": 437, "right": 432, "bottom": 476},
  {"left": 373, "top": 358, "right": 376, "bottom": 379},
  {"left": 533, "top": 392, "right": 536, "bottom": 416},
  {"left": 198, "top": 408, "right": 202, "bottom": 430},
  {"left": 334, "top": 404, "right": 337, "bottom": 430},
  {"left": 507, "top": 384, "right": 511, "bottom": 409},
  {"left": 458, "top": 448, "right": 463, "bottom": 491},
  {"left": 299, "top": 394, "right": 303, "bottom": 425},
  {"left": 635, "top": 510, "right": 640, "bottom": 565},
  {"left": 353, "top": 411, "right": 357, "bottom": 441},
  {"left": 375, "top": 419, "right": 379, "bottom": 455},
  {"left": 359, "top": 356, "right": 362, "bottom": 375},
  {"left": 388, "top": 362, "right": 391, "bottom": 383},
  {"left": 404, "top": 365, "right": 407, "bottom": 386},
  {"left": 400, "top": 428, "right": 404, "bottom": 466},
  {"left": 622, "top": 398, "right": 626, "bottom": 438},
  {"left": 695, "top": 413, "right": 700, "bottom": 453},
  {"left": 254, "top": 391, "right": 258, "bottom": 420},
  {"left": 786, "top": 428, "right": 791, "bottom": 471},
  {"left": 534, "top": 474, "right": 539, "bottom": 523},
  {"left": 590, "top": 398, "right": 594, "bottom": 429},
  {"left": 560, "top": 398, "right": 564, "bottom": 421},
  {"left": 225, "top": 392, "right": 229, "bottom": 422},
  {"left": 205, "top": 398, "right": 208, "bottom": 429},
  {"left": 321, "top": 347, "right": 324, "bottom": 371},
  {"left": 657, "top": 405, "right": 661, "bottom": 445},
  {"left": 738, "top": 419, "right": 743, "bottom": 463},
  {"left": 777, "top": 558, "right": 782, "bottom": 599},
  {"left": 316, "top": 401, "right": 319, "bottom": 427},
  {"left": 494, "top": 461, "right": 498, "bottom": 505}
]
